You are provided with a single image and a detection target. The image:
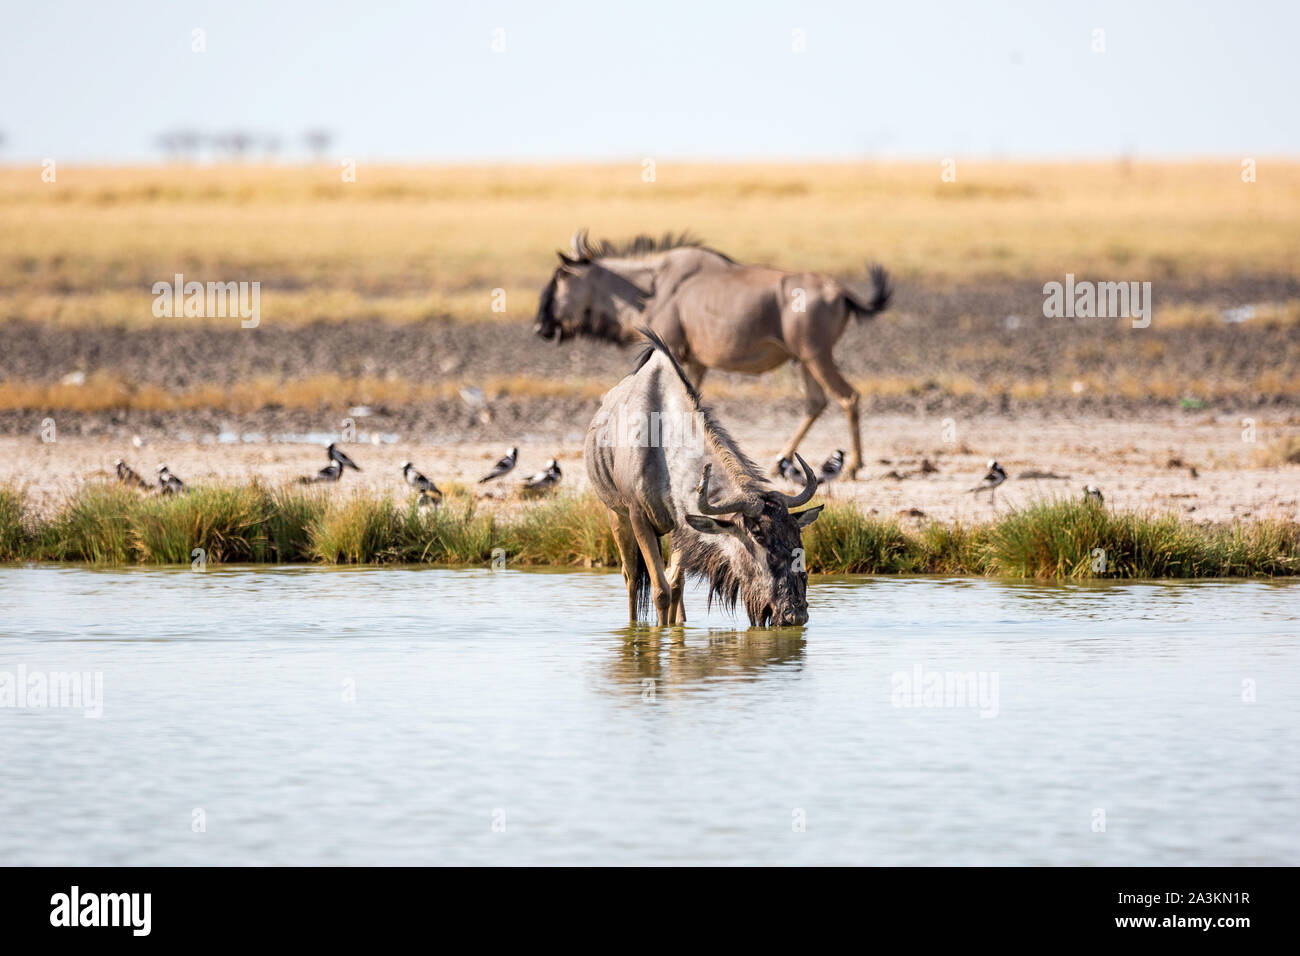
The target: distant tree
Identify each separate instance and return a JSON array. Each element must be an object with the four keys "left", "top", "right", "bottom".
[
  {"left": 227, "top": 131, "right": 253, "bottom": 159},
  {"left": 154, "top": 130, "right": 183, "bottom": 159},
  {"left": 154, "top": 128, "right": 205, "bottom": 162},
  {"left": 303, "top": 128, "right": 334, "bottom": 161},
  {"left": 212, "top": 130, "right": 254, "bottom": 160},
  {"left": 173, "top": 129, "right": 202, "bottom": 158}
]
